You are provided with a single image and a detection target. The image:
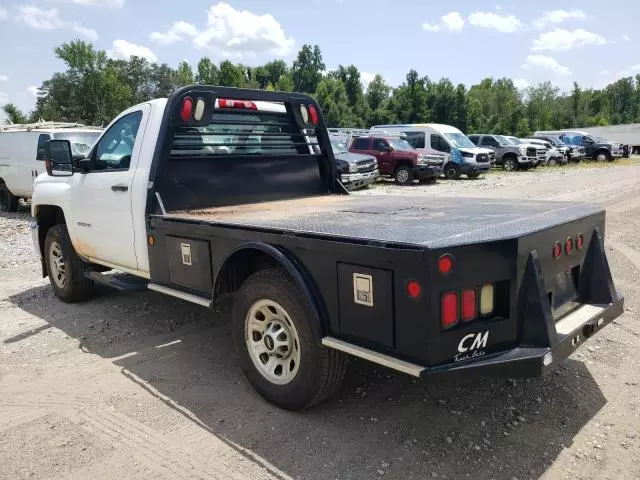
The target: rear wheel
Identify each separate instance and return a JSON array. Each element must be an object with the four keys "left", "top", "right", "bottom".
[
  {"left": 0, "top": 183, "right": 19, "bottom": 212},
  {"left": 44, "top": 225, "right": 94, "bottom": 302},
  {"left": 394, "top": 166, "right": 413, "bottom": 186},
  {"left": 232, "top": 268, "right": 348, "bottom": 410},
  {"left": 503, "top": 156, "right": 517, "bottom": 172},
  {"left": 444, "top": 163, "right": 460, "bottom": 180}
]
